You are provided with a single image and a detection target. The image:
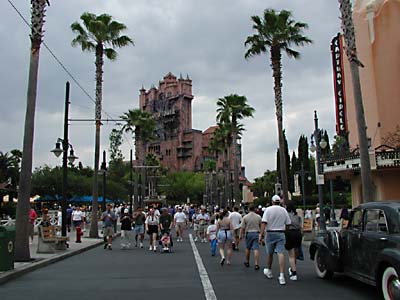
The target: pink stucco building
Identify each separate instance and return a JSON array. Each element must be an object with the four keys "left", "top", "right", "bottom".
[{"left": 323, "top": 0, "right": 400, "bottom": 205}]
